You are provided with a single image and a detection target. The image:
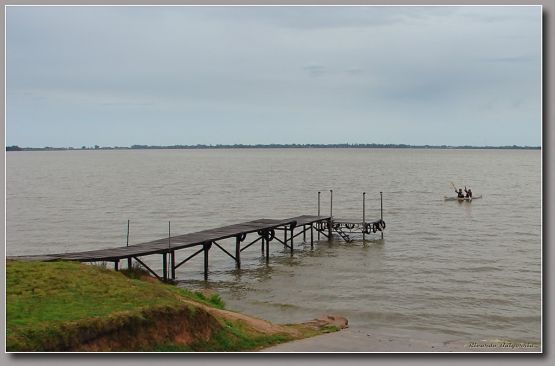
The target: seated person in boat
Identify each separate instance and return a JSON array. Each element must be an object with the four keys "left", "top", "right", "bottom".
[
  {"left": 464, "top": 187, "right": 472, "bottom": 198},
  {"left": 456, "top": 188, "right": 465, "bottom": 198}
]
